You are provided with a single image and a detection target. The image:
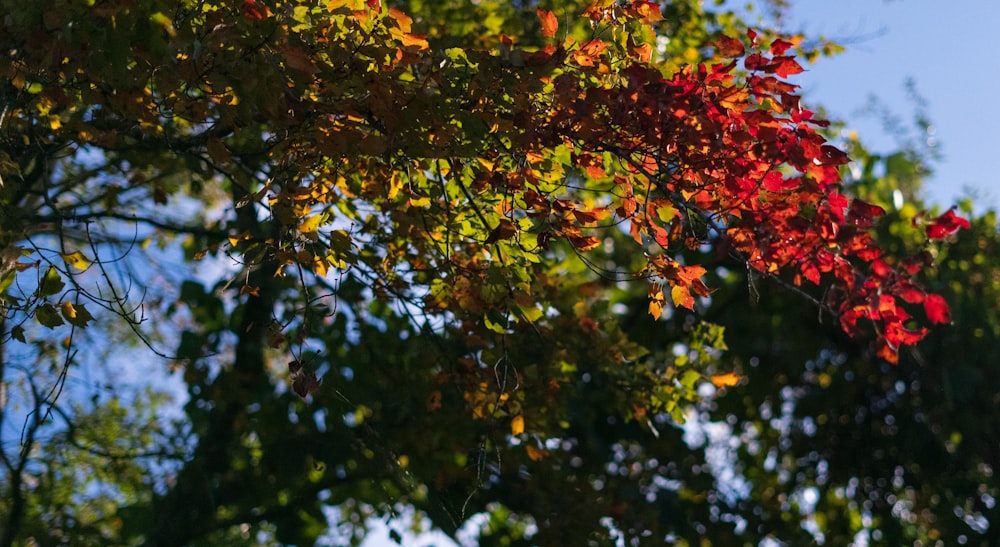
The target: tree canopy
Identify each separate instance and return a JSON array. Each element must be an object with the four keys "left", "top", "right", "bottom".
[{"left": 0, "top": 0, "right": 992, "bottom": 545}]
